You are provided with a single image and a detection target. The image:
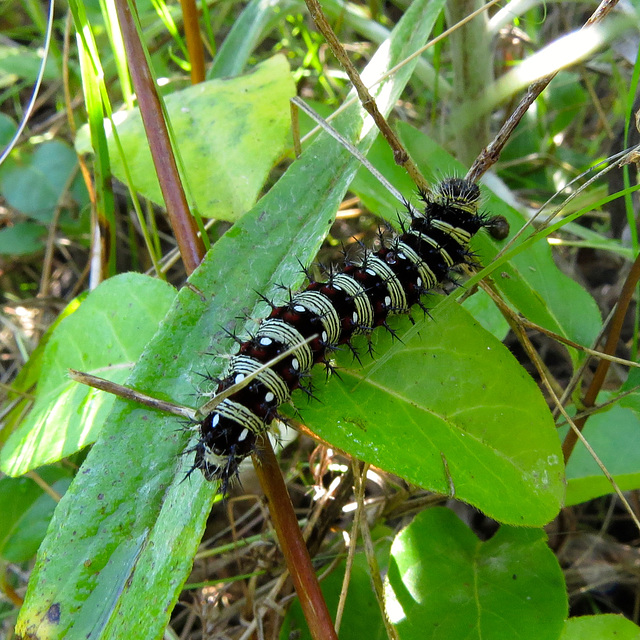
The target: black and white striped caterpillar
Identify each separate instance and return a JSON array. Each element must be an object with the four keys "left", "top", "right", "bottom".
[{"left": 191, "top": 178, "right": 493, "bottom": 492}]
